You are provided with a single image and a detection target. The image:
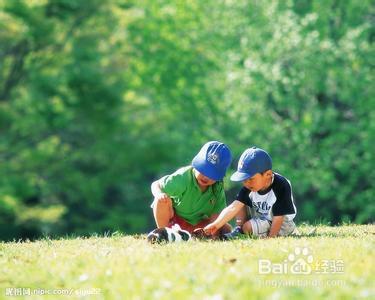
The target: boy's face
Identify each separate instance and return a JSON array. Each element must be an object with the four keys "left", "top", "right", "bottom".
[
  {"left": 193, "top": 170, "right": 216, "bottom": 188},
  {"left": 242, "top": 170, "right": 272, "bottom": 192}
]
